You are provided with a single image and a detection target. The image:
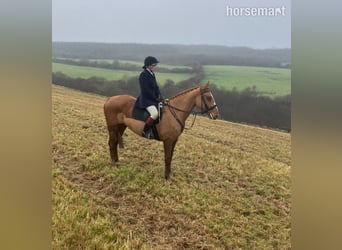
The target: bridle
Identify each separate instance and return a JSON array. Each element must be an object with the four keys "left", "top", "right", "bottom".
[
  {"left": 199, "top": 88, "right": 218, "bottom": 118},
  {"left": 162, "top": 87, "right": 218, "bottom": 131}
]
